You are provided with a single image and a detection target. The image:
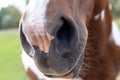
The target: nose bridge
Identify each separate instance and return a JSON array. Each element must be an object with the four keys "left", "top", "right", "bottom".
[
  {"left": 26, "top": 17, "right": 54, "bottom": 53},
  {"left": 27, "top": 0, "right": 49, "bottom": 22},
  {"left": 25, "top": 0, "right": 55, "bottom": 53}
]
